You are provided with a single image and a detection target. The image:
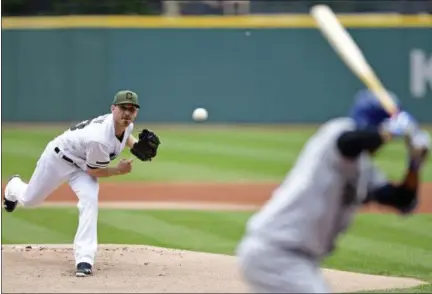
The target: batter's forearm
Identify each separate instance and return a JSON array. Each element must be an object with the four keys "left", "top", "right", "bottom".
[
  {"left": 366, "top": 167, "right": 419, "bottom": 213},
  {"left": 400, "top": 167, "right": 419, "bottom": 191}
]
